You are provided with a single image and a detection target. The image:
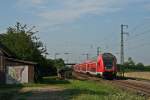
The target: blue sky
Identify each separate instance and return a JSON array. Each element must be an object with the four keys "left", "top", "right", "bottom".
[{"left": 0, "top": 0, "right": 150, "bottom": 64}]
